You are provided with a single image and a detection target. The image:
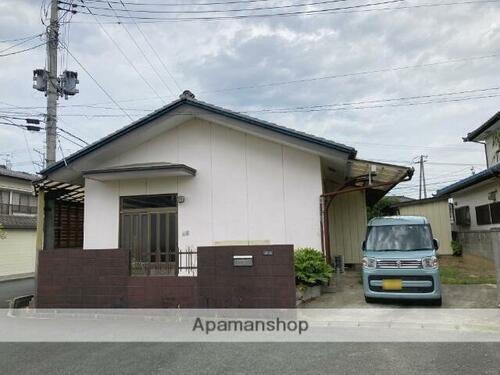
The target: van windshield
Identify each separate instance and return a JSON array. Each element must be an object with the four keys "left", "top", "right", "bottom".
[{"left": 365, "top": 224, "right": 434, "bottom": 251}]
